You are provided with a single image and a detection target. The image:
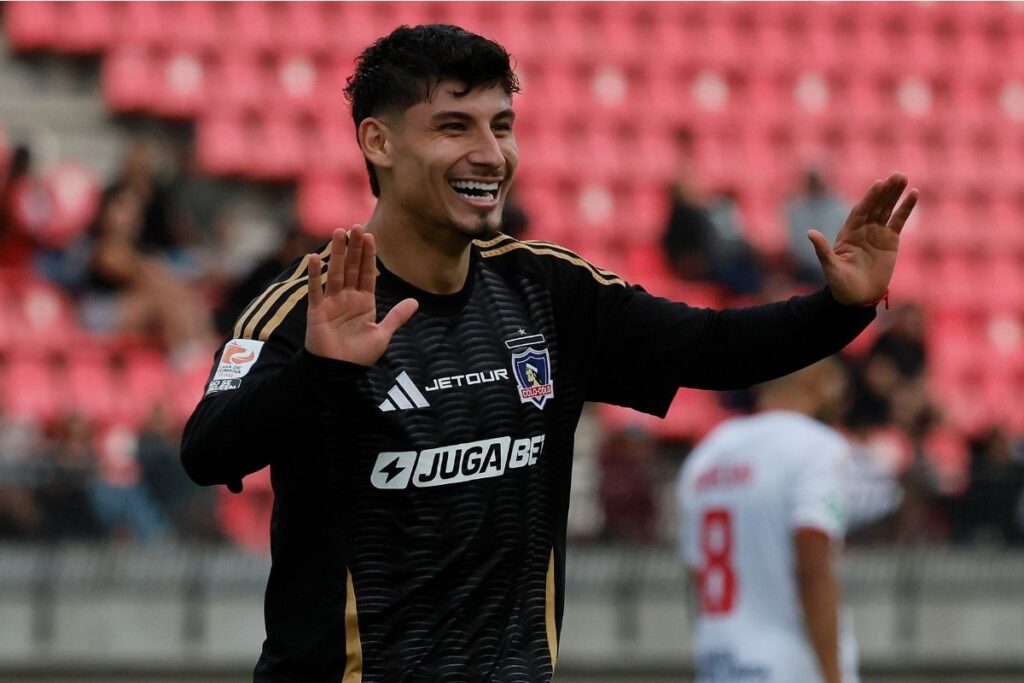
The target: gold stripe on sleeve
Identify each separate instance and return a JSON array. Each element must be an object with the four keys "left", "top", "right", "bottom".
[
  {"left": 242, "top": 277, "right": 306, "bottom": 340},
  {"left": 233, "top": 244, "right": 330, "bottom": 339},
  {"left": 257, "top": 278, "right": 312, "bottom": 342},
  {"left": 546, "top": 549, "right": 559, "bottom": 669},
  {"left": 343, "top": 569, "right": 363, "bottom": 683},
  {"left": 480, "top": 241, "right": 627, "bottom": 287}
]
